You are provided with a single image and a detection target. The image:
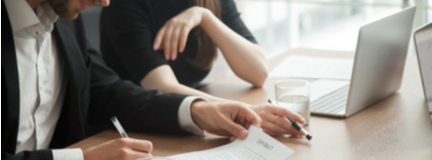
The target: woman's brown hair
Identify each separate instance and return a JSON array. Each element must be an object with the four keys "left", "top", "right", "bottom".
[{"left": 189, "top": 0, "right": 221, "bottom": 69}]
